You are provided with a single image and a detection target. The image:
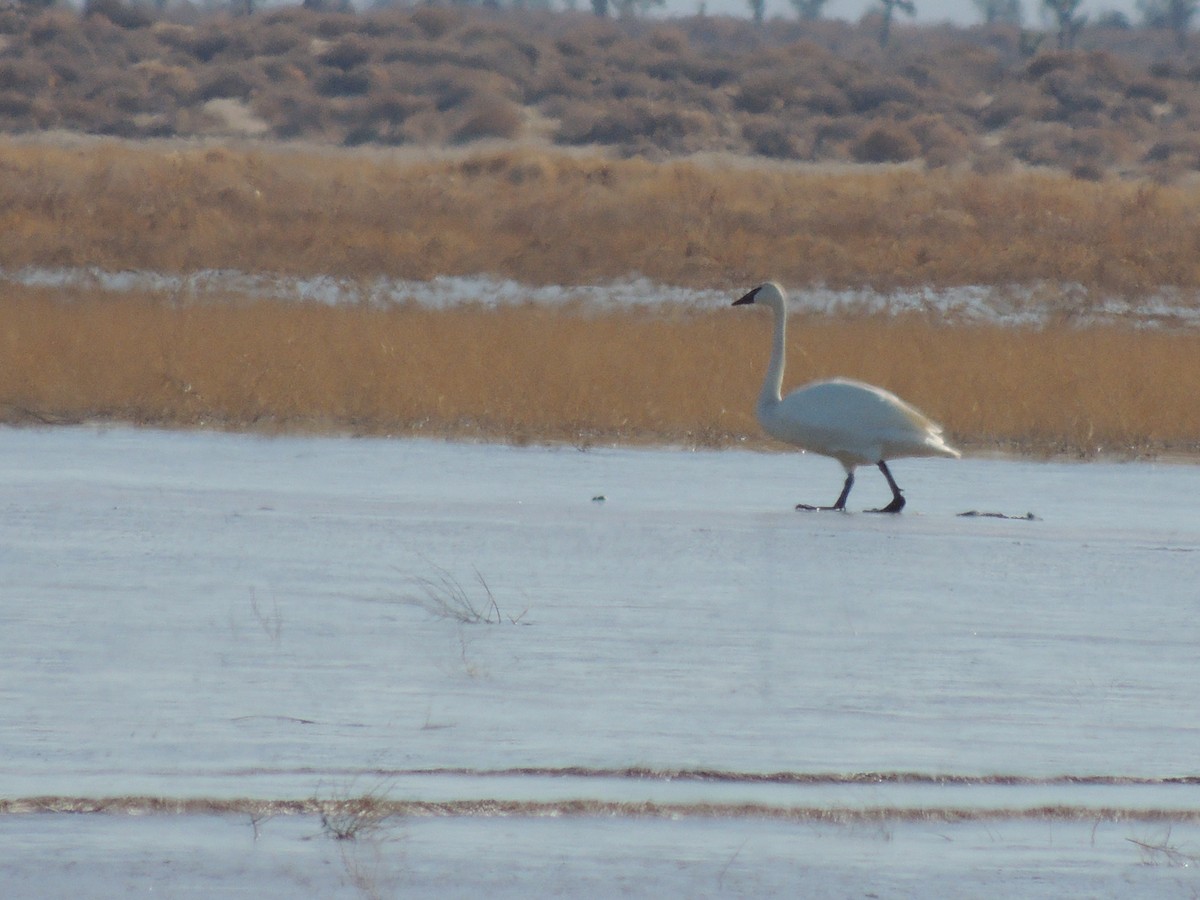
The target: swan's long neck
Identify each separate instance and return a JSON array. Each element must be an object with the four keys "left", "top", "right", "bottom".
[{"left": 758, "top": 299, "right": 786, "bottom": 415}]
